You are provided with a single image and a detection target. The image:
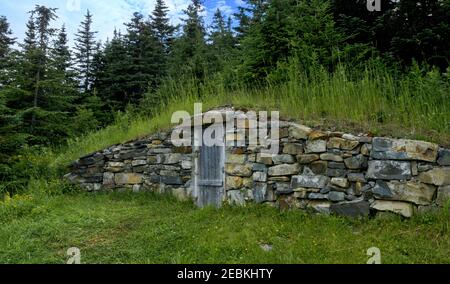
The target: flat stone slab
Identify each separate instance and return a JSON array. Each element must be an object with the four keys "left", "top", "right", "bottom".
[
  {"left": 366, "top": 160, "right": 412, "bottom": 180},
  {"left": 370, "top": 200, "right": 415, "bottom": 218},
  {"left": 372, "top": 181, "right": 436, "bottom": 205},
  {"left": 371, "top": 138, "right": 439, "bottom": 162},
  {"left": 330, "top": 200, "right": 370, "bottom": 217},
  {"left": 419, "top": 167, "right": 450, "bottom": 186},
  {"left": 291, "top": 175, "right": 330, "bottom": 189},
  {"left": 268, "top": 164, "right": 300, "bottom": 176}
]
